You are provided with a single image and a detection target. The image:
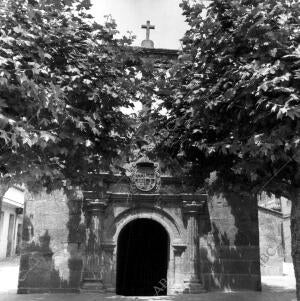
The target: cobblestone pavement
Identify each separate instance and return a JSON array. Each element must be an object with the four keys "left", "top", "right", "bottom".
[{"left": 0, "top": 257, "right": 297, "bottom": 301}]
